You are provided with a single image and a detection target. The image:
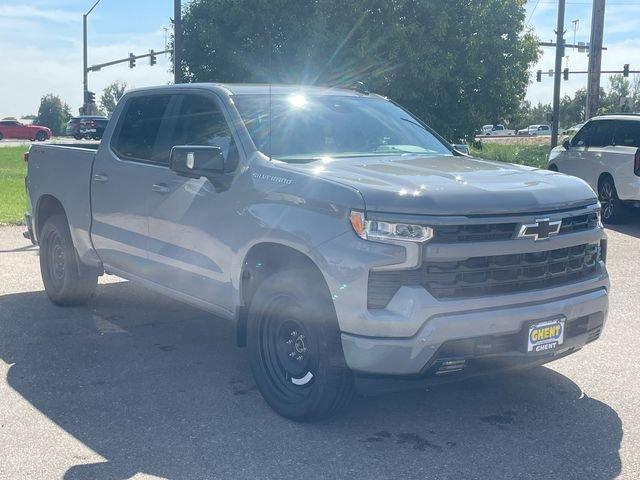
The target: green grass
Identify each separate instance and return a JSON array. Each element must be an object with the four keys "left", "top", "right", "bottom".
[
  {"left": 470, "top": 143, "right": 552, "bottom": 169},
  {"left": 0, "top": 147, "right": 29, "bottom": 225}
]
